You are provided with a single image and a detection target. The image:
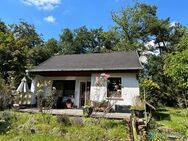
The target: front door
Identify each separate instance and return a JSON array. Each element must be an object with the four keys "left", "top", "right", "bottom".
[
  {"left": 80, "top": 81, "right": 91, "bottom": 107},
  {"left": 52, "top": 80, "right": 75, "bottom": 108}
]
